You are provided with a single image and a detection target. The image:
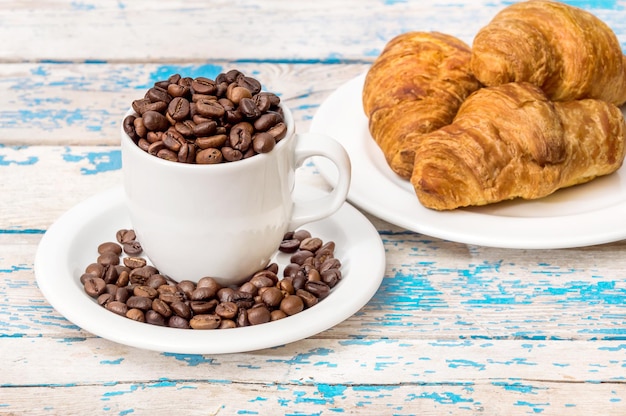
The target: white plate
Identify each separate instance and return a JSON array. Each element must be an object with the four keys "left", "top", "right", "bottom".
[
  {"left": 311, "top": 73, "right": 626, "bottom": 249},
  {"left": 34, "top": 185, "right": 385, "bottom": 354}
]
